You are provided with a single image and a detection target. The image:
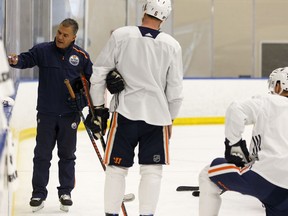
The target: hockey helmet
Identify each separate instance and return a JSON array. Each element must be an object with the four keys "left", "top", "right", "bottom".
[
  {"left": 268, "top": 67, "right": 288, "bottom": 94},
  {"left": 143, "top": 0, "right": 172, "bottom": 21}
]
